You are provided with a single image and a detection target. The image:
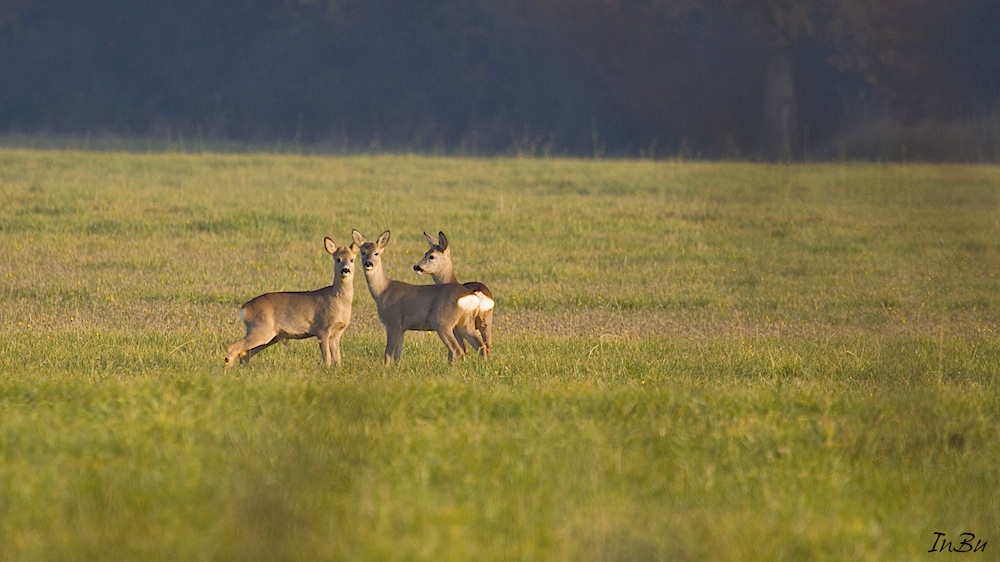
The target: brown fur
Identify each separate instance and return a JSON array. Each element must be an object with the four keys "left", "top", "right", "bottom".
[
  {"left": 353, "top": 229, "right": 486, "bottom": 365},
  {"left": 225, "top": 238, "right": 357, "bottom": 367}
]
